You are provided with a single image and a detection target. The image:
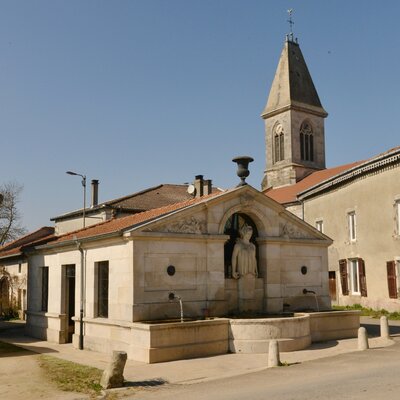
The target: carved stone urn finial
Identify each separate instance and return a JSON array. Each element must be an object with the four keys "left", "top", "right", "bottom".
[{"left": 232, "top": 156, "right": 254, "bottom": 186}]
